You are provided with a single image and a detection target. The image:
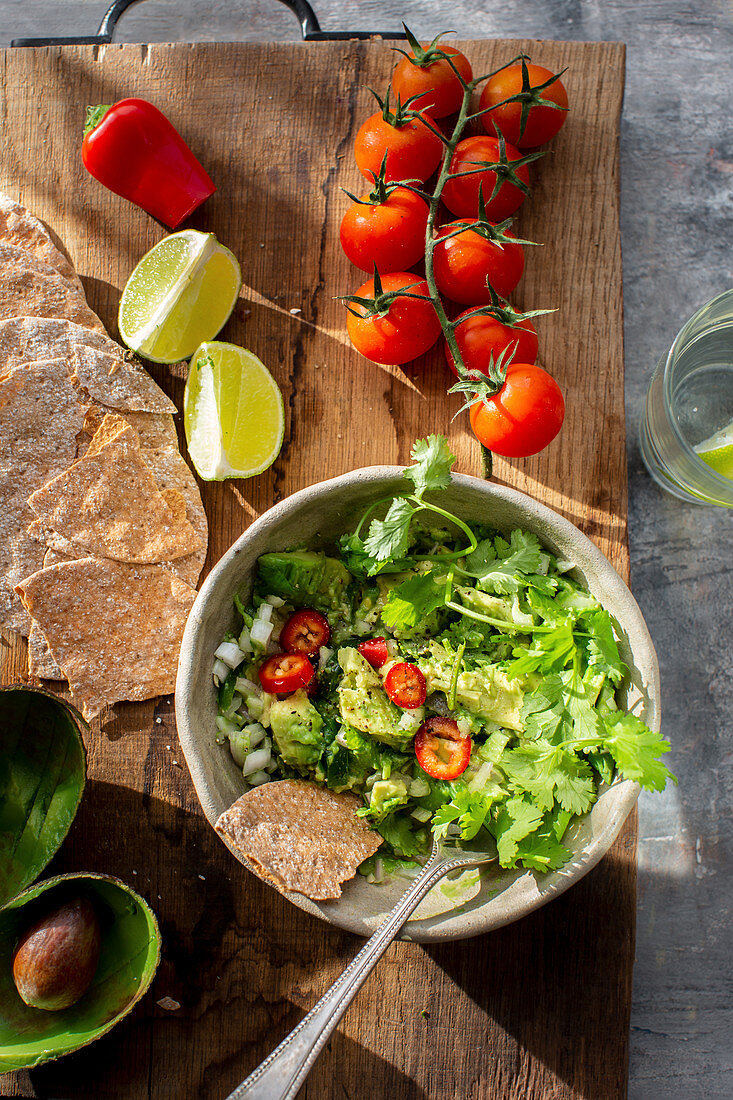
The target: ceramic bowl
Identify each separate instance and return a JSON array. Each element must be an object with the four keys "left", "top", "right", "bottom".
[{"left": 175, "top": 469, "right": 659, "bottom": 943}]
